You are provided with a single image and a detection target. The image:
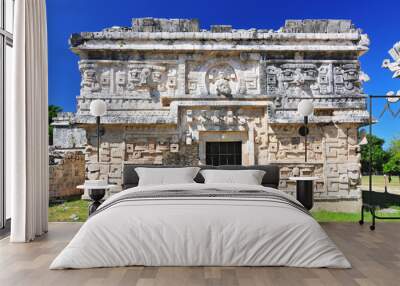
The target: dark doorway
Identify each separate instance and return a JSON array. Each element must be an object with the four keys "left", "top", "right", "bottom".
[{"left": 205, "top": 141, "right": 242, "bottom": 166}]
